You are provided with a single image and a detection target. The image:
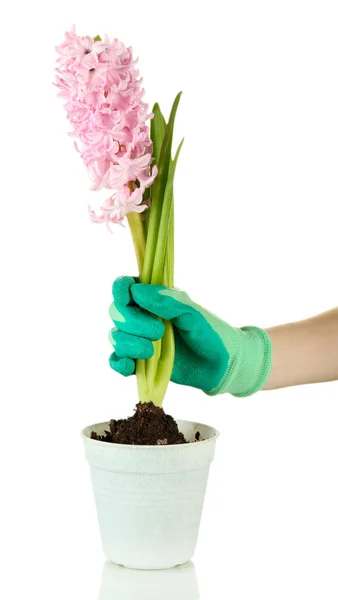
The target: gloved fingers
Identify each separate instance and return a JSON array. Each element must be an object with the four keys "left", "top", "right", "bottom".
[
  {"left": 131, "top": 284, "right": 205, "bottom": 332},
  {"left": 131, "top": 285, "right": 191, "bottom": 320},
  {"left": 109, "top": 302, "right": 165, "bottom": 341},
  {"left": 112, "top": 276, "right": 139, "bottom": 307},
  {"left": 109, "top": 352, "right": 135, "bottom": 377},
  {"left": 109, "top": 329, "right": 154, "bottom": 360}
]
